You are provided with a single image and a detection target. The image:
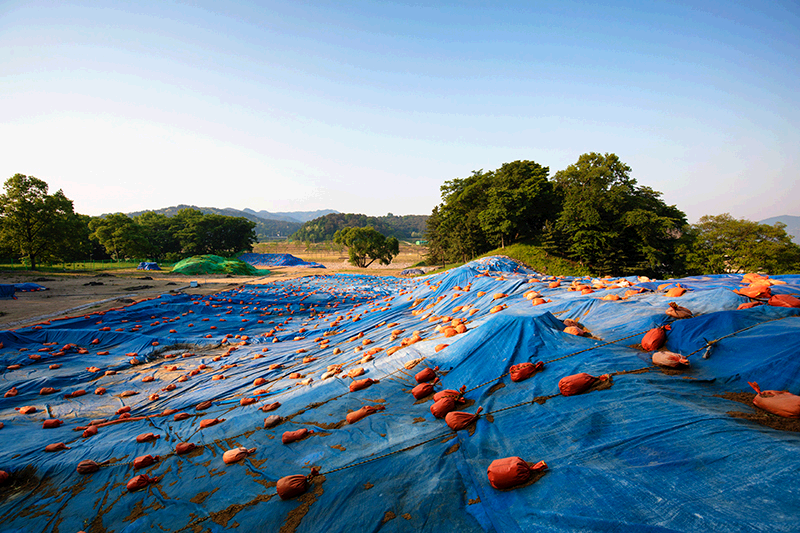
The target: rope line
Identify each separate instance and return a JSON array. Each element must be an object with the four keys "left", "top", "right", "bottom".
[
  {"left": 319, "top": 430, "right": 455, "bottom": 476},
  {"left": 685, "top": 315, "right": 794, "bottom": 359}
]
